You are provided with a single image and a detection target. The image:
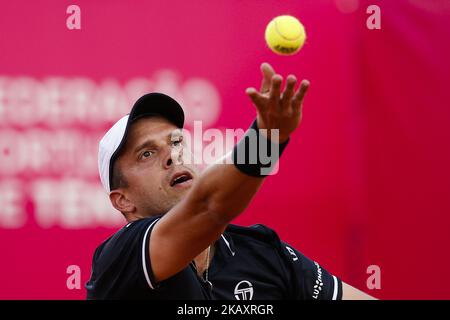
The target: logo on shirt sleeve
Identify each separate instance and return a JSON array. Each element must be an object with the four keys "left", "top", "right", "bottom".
[
  {"left": 285, "top": 246, "right": 299, "bottom": 261},
  {"left": 234, "top": 280, "right": 254, "bottom": 300},
  {"left": 312, "top": 261, "right": 324, "bottom": 299}
]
